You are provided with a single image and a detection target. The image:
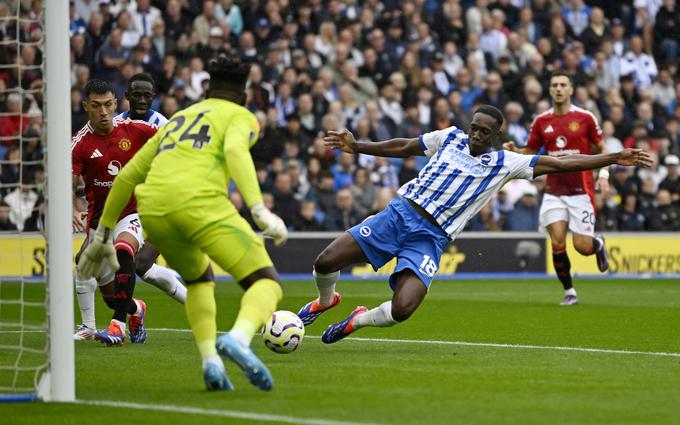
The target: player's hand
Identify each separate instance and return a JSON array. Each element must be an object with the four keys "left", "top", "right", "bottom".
[
  {"left": 324, "top": 129, "right": 358, "bottom": 154},
  {"left": 251, "top": 203, "right": 288, "bottom": 247},
  {"left": 72, "top": 210, "right": 85, "bottom": 233},
  {"left": 502, "top": 141, "right": 517, "bottom": 152},
  {"left": 616, "top": 149, "right": 653, "bottom": 168},
  {"left": 596, "top": 176, "right": 611, "bottom": 198},
  {"left": 78, "top": 226, "right": 119, "bottom": 279}
]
